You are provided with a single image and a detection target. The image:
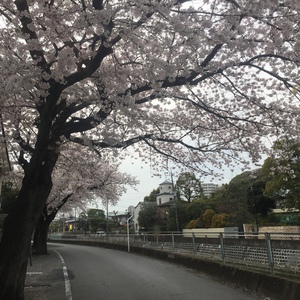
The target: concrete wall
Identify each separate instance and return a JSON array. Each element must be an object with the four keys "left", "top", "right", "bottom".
[
  {"left": 183, "top": 227, "right": 239, "bottom": 238},
  {"left": 260, "top": 226, "right": 300, "bottom": 233},
  {"left": 259, "top": 226, "right": 300, "bottom": 240}
]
